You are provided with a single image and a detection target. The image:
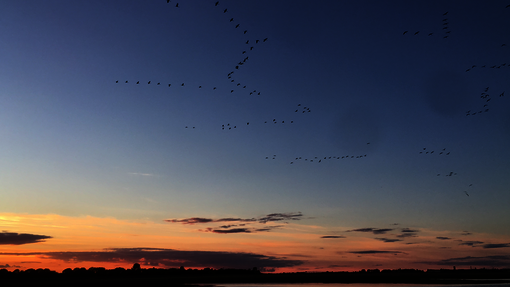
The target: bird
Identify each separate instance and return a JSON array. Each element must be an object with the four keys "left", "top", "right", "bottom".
[
  {"left": 443, "top": 11, "right": 448, "bottom": 15},
  {"left": 136, "top": 81, "right": 139, "bottom": 84},
  {"left": 246, "top": 40, "right": 249, "bottom": 44},
  {"left": 181, "top": 83, "right": 184, "bottom": 86},
  {"left": 263, "top": 38, "right": 268, "bottom": 42},
  {"left": 464, "top": 191, "right": 469, "bottom": 196},
  {"left": 168, "top": 84, "right": 171, "bottom": 87},
  {"left": 235, "top": 24, "right": 239, "bottom": 28},
  {"left": 116, "top": 80, "right": 118, "bottom": 83},
  {"left": 125, "top": 81, "right": 128, "bottom": 83},
  {"left": 215, "top": 1, "right": 219, "bottom": 6},
  {"left": 230, "top": 18, "right": 233, "bottom": 22},
  {"left": 256, "top": 39, "right": 259, "bottom": 43},
  {"left": 244, "top": 30, "right": 247, "bottom": 34},
  {"left": 167, "top": 0, "right": 170, "bottom": 3},
  {"left": 148, "top": 81, "right": 151, "bottom": 84},
  {"left": 176, "top": 3, "right": 179, "bottom": 7},
  {"left": 224, "top": 8, "right": 227, "bottom": 13},
  {"left": 403, "top": 31, "right": 408, "bottom": 35},
  {"left": 414, "top": 31, "right": 419, "bottom": 35}
]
